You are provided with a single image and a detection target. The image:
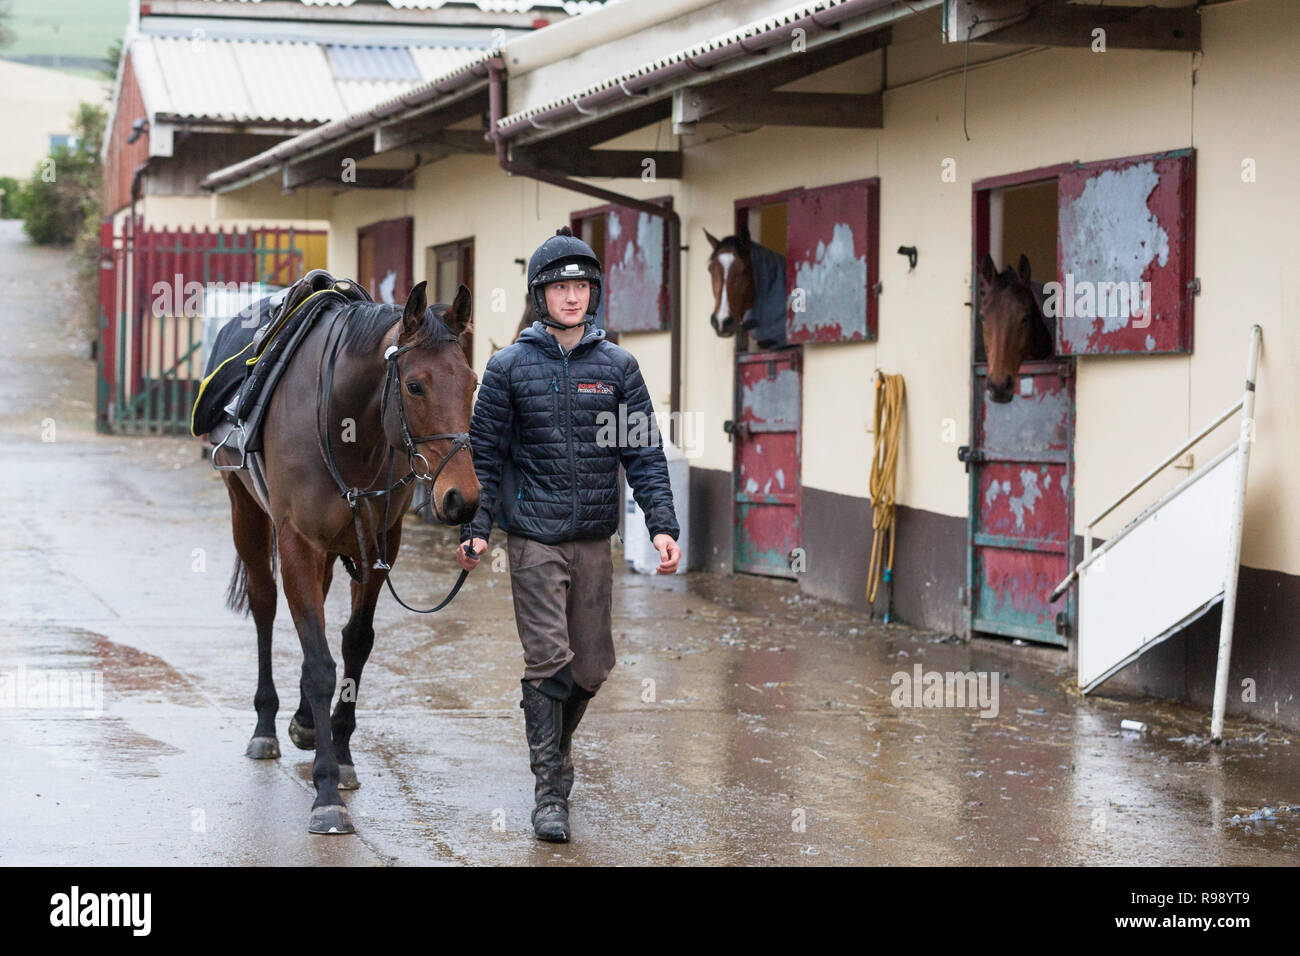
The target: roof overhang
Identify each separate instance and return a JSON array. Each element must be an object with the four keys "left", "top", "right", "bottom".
[
  {"left": 493, "top": 0, "right": 927, "bottom": 150},
  {"left": 202, "top": 53, "right": 501, "bottom": 194}
]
